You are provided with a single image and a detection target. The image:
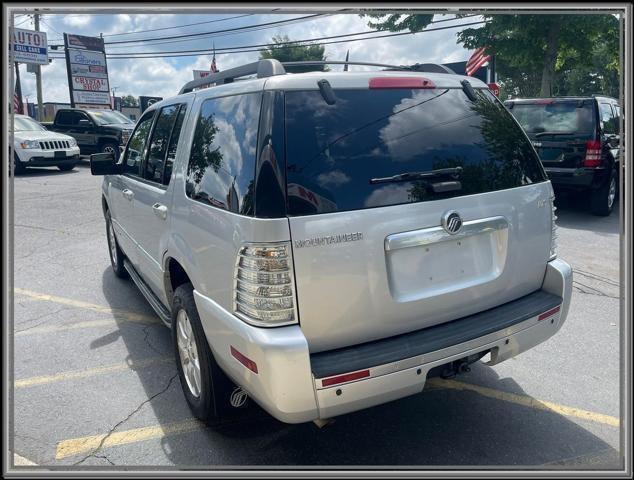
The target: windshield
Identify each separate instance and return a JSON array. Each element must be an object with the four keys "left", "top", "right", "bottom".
[
  {"left": 510, "top": 101, "right": 595, "bottom": 135},
  {"left": 87, "top": 110, "right": 134, "bottom": 126},
  {"left": 14, "top": 116, "right": 46, "bottom": 132},
  {"left": 285, "top": 88, "right": 546, "bottom": 215}
]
